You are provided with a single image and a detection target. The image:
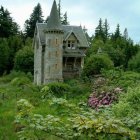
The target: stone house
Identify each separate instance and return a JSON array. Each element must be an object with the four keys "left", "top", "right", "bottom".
[{"left": 33, "top": 0, "right": 89, "bottom": 85}]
